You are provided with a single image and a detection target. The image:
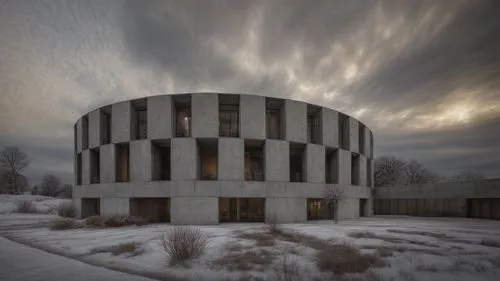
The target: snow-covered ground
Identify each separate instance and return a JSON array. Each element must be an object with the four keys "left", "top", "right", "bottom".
[
  {"left": 0, "top": 194, "right": 70, "bottom": 214},
  {"left": 1, "top": 215, "right": 499, "bottom": 281}
]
